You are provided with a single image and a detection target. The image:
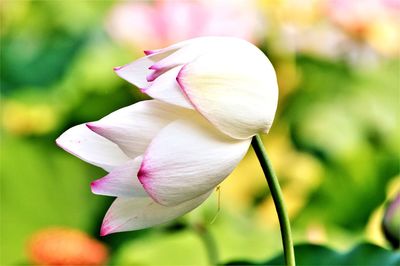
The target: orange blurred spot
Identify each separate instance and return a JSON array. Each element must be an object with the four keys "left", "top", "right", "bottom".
[{"left": 27, "top": 227, "right": 108, "bottom": 266}]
